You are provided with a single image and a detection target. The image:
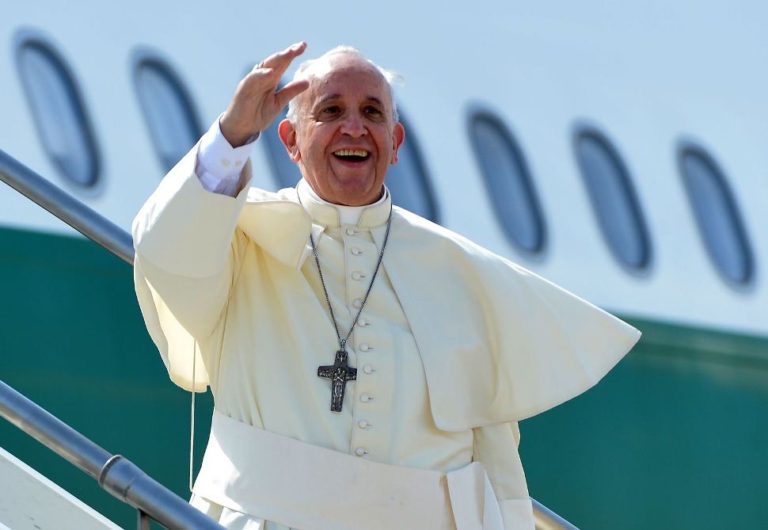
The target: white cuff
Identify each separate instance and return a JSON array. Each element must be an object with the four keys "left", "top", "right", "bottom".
[{"left": 196, "top": 118, "right": 257, "bottom": 196}]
